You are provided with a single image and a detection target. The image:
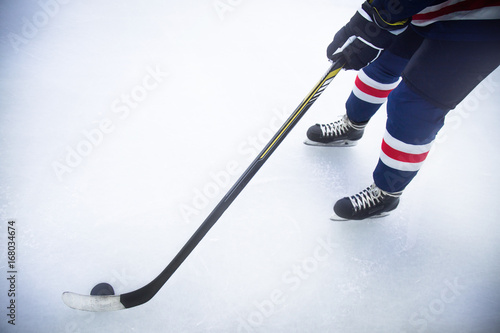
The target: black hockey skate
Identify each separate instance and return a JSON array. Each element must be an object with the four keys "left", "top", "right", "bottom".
[
  {"left": 304, "top": 114, "right": 367, "bottom": 146},
  {"left": 330, "top": 183, "right": 401, "bottom": 221}
]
